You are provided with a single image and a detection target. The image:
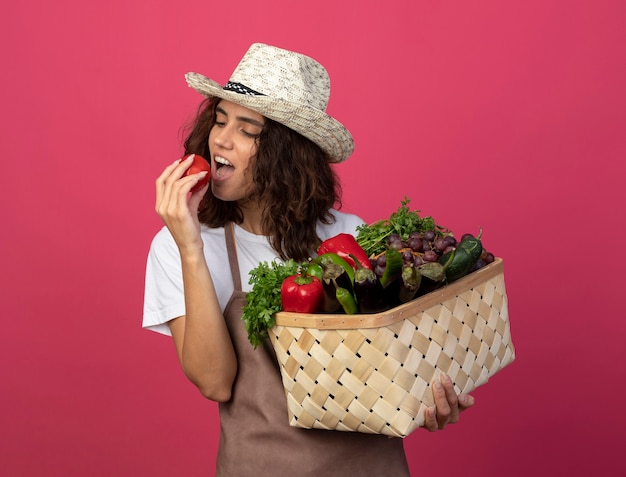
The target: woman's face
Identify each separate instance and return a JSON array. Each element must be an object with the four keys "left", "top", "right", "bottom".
[{"left": 208, "top": 100, "right": 265, "bottom": 202}]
